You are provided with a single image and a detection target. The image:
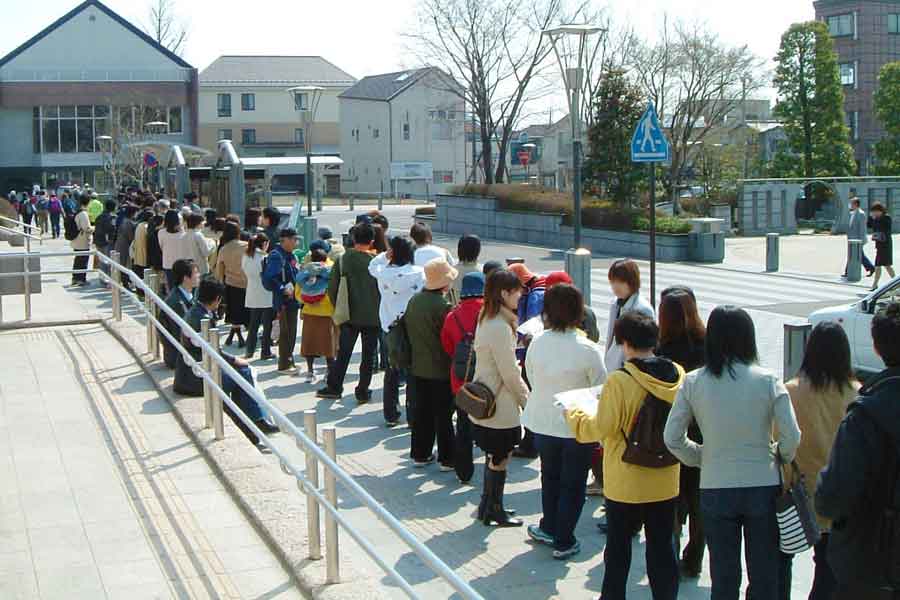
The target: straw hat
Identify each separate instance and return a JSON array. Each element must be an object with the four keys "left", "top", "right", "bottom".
[{"left": 424, "top": 257, "right": 458, "bottom": 291}]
